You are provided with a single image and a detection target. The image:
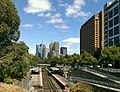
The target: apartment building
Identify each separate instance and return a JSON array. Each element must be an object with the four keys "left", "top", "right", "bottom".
[{"left": 80, "top": 11, "right": 104, "bottom": 54}]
